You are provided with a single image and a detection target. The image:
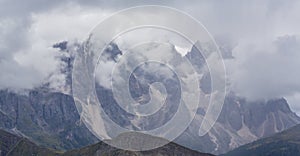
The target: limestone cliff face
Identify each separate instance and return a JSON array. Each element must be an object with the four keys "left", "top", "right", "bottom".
[
  {"left": 175, "top": 94, "right": 300, "bottom": 154},
  {"left": 0, "top": 89, "right": 98, "bottom": 150},
  {"left": 222, "top": 124, "right": 300, "bottom": 156}
]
